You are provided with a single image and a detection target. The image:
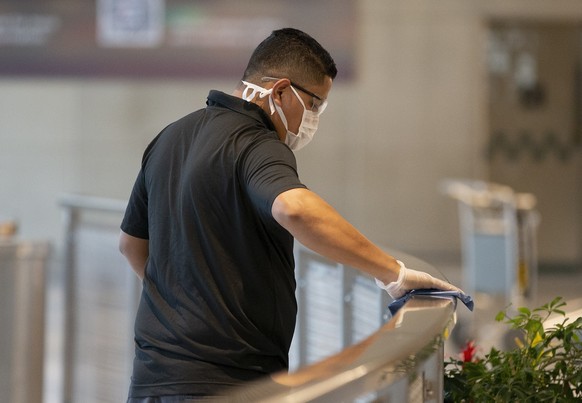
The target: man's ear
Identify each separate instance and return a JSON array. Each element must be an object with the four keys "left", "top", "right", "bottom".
[{"left": 271, "top": 79, "right": 291, "bottom": 106}]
